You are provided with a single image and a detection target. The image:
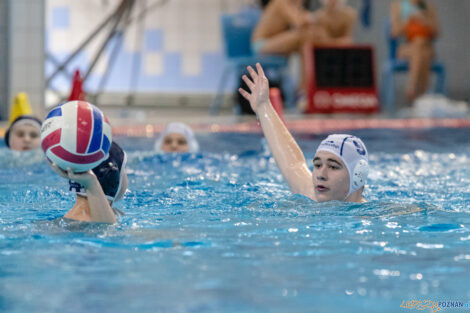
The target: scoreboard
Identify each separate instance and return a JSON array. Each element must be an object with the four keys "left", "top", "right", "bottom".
[{"left": 304, "top": 45, "right": 379, "bottom": 114}]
